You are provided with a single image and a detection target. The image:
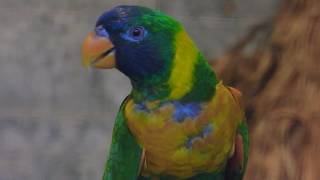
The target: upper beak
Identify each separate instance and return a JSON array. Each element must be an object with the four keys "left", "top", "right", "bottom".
[{"left": 82, "top": 32, "right": 116, "bottom": 69}]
